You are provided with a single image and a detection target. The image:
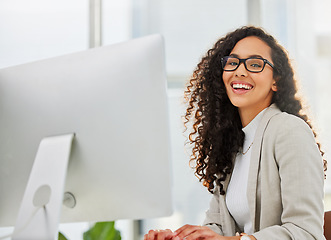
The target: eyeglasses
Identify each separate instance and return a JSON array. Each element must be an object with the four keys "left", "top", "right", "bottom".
[{"left": 221, "top": 56, "right": 274, "bottom": 73}]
